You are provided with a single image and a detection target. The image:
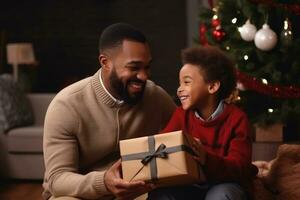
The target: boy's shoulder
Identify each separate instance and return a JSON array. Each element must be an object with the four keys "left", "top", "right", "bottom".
[{"left": 225, "top": 103, "right": 248, "bottom": 120}]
